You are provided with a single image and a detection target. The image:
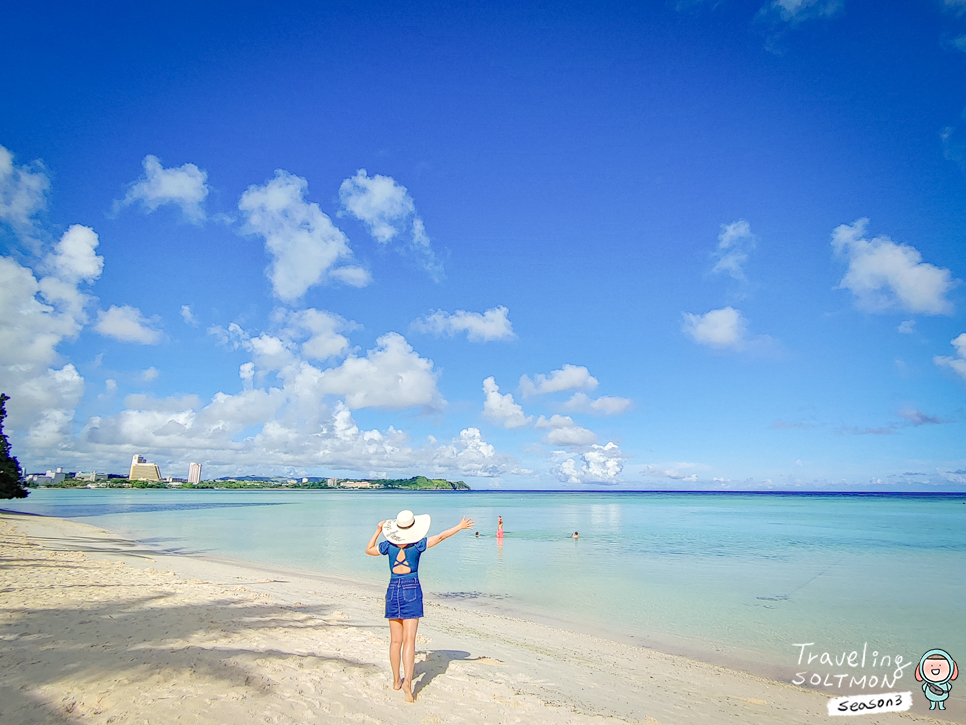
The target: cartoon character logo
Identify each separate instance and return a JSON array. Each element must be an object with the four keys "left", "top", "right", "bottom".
[{"left": 916, "top": 649, "right": 958, "bottom": 711}]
